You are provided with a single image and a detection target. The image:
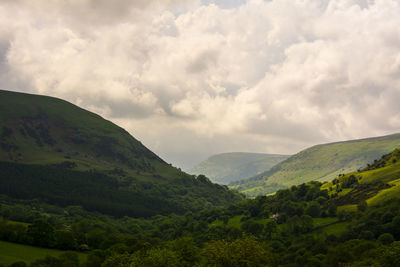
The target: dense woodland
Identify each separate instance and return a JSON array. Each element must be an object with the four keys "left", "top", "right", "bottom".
[{"left": 0, "top": 162, "right": 242, "bottom": 218}]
